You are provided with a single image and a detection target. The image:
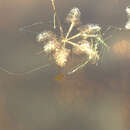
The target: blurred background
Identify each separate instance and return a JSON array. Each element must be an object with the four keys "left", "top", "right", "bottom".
[{"left": 0, "top": 0, "right": 130, "bottom": 130}]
